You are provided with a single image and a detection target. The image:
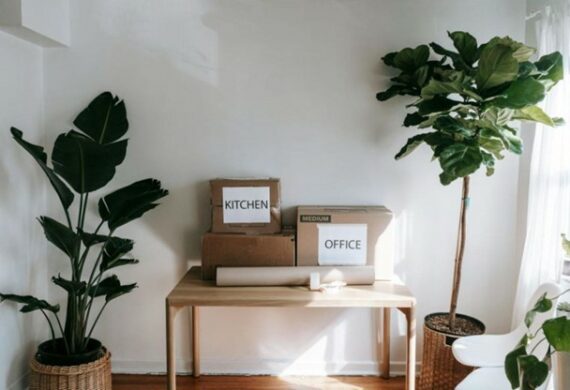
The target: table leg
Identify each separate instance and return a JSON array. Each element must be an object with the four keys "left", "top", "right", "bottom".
[
  {"left": 192, "top": 306, "right": 201, "bottom": 377},
  {"left": 166, "top": 302, "right": 180, "bottom": 390},
  {"left": 380, "top": 307, "right": 391, "bottom": 379},
  {"left": 398, "top": 305, "right": 416, "bottom": 390}
]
